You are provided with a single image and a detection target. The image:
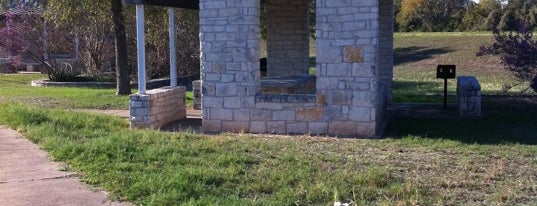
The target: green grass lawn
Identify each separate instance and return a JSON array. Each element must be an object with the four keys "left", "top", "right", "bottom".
[
  {"left": 0, "top": 103, "right": 535, "bottom": 205},
  {"left": 0, "top": 74, "right": 194, "bottom": 109},
  {"left": 0, "top": 74, "right": 129, "bottom": 109},
  {"left": 0, "top": 33, "right": 535, "bottom": 205}
]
